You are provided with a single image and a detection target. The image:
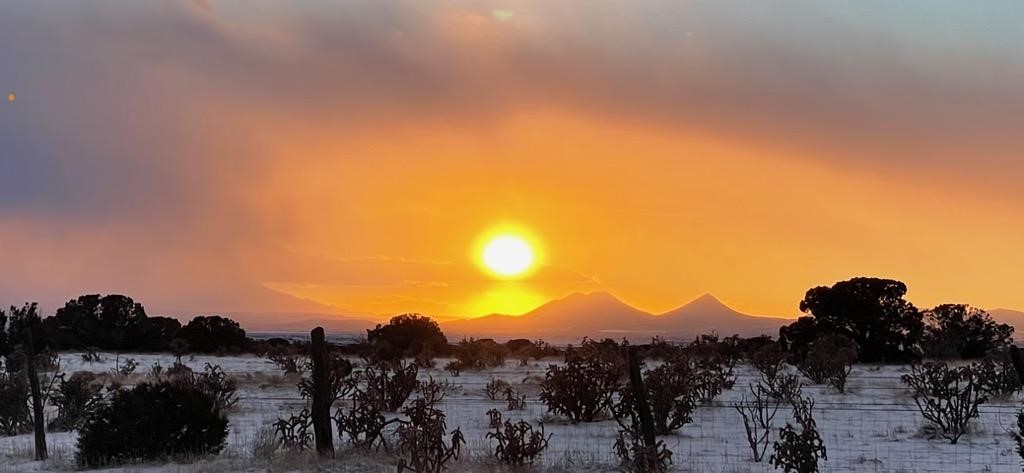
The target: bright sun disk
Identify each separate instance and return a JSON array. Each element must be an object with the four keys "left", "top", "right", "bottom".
[{"left": 481, "top": 235, "right": 535, "bottom": 277}]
